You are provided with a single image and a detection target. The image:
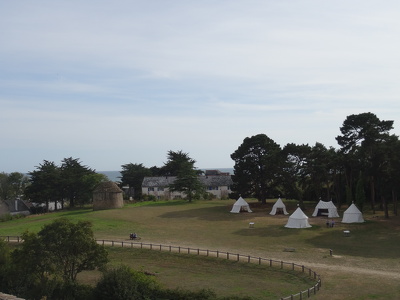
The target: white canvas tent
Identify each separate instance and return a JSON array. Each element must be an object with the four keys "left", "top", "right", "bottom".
[
  {"left": 285, "top": 207, "right": 311, "bottom": 228},
  {"left": 230, "top": 197, "right": 252, "bottom": 213},
  {"left": 270, "top": 198, "right": 289, "bottom": 215},
  {"left": 312, "top": 200, "right": 339, "bottom": 218},
  {"left": 342, "top": 203, "right": 364, "bottom": 223}
]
